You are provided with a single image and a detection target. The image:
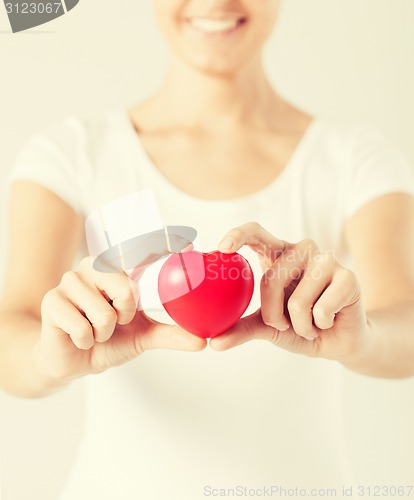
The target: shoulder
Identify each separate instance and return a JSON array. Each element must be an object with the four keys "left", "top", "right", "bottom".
[
  {"left": 314, "top": 118, "right": 414, "bottom": 217},
  {"left": 311, "top": 117, "right": 406, "bottom": 158},
  {"left": 23, "top": 108, "right": 125, "bottom": 156},
  {"left": 309, "top": 117, "right": 412, "bottom": 177},
  {"left": 12, "top": 107, "right": 131, "bottom": 183},
  {"left": 7, "top": 109, "right": 128, "bottom": 217},
  {"left": 310, "top": 117, "right": 372, "bottom": 151}
]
